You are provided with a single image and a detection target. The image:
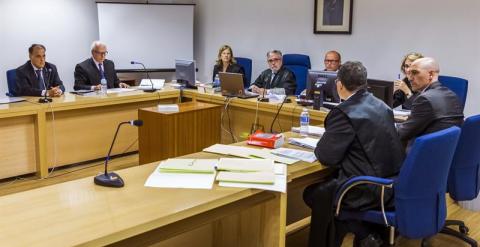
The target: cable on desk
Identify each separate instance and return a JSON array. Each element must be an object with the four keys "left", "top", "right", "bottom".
[{"left": 270, "top": 96, "right": 288, "bottom": 133}]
